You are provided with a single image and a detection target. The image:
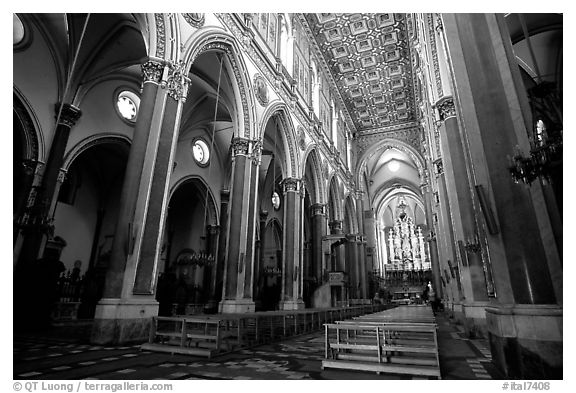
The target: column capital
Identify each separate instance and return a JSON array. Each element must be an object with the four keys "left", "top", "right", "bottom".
[
  {"left": 206, "top": 224, "right": 220, "bottom": 235},
  {"left": 435, "top": 96, "right": 456, "bottom": 122},
  {"left": 329, "top": 220, "right": 343, "bottom": 232},
  {"left": 310, "top": 203, "right": 326, "bottom": 217},
  {"left": 161, "top": 60, "right": 191, "bottom": 102},
  {"left": 281, "top": 177, "right": 303, "bottom": 194},
  {"left": 220, "top": 189, "right": 230, "bottom": 202},
  {"left": 249, "top": 138, "right": 263, "bottom": 165},
  {"left": 231, "top": 137, "right": 251, "bottom": 157},
  {"left": 56, "top": 168, "right": 67, "bottom": 184},
  {"left": 354, "top": 189, "right": 365, "bottom": 200},
  {"left": 434, "top": 159, "right": 444, "bottom": 175},
  {"left": 55, "top": 103, "right": 82, "bottom": 128},
  {"left": 141, "top": 57, "right": 166, "bottom": 84}
]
